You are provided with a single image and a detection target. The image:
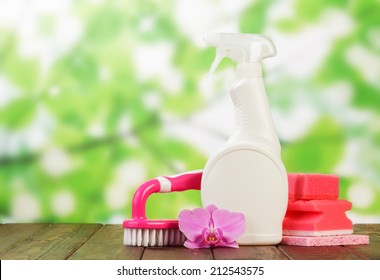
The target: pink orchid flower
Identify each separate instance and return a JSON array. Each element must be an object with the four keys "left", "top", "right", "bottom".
[{"left": 178, "top": 204, "right": 246, "bottom": 249}]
